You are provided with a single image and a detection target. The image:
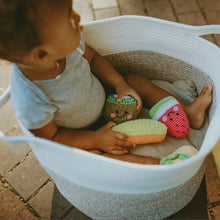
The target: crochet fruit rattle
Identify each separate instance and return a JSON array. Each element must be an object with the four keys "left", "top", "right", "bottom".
[
  {"left": 111, "top": 119, "right": 167, "bottom": 145},
  {"left": 149, "top": 96, "right": 190, "bottom": 138},
  {"left": 104, "top": 95, "right": 167, "bottom": 145},
  {"left": 160, "top": 145, "right": 198, "bottom": 164},
  {"left": 103, "top": 94, "right": 138, "bottom": 124}
]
